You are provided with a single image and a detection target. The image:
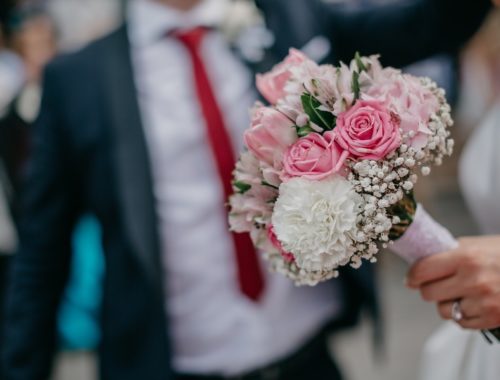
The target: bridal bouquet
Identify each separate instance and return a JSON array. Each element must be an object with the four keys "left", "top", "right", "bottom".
[{"left": 229, "top": 49, "right": 454, "bottom": 285}]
